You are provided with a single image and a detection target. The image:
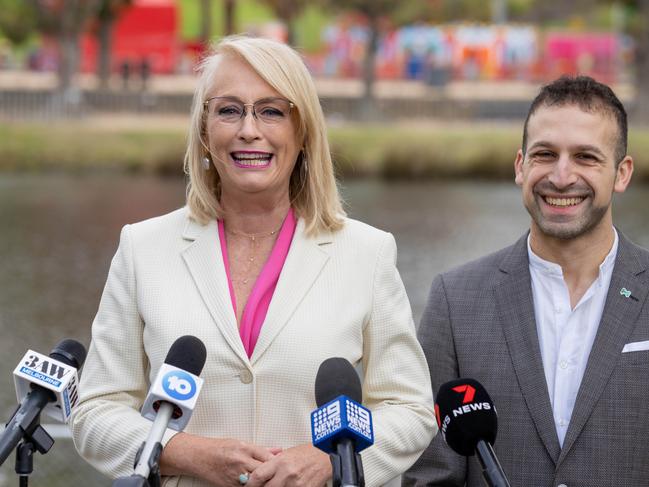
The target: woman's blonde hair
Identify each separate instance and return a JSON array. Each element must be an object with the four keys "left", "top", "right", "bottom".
[{"left": 184, "top": 35, "right": 345, "bottom": 236}]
